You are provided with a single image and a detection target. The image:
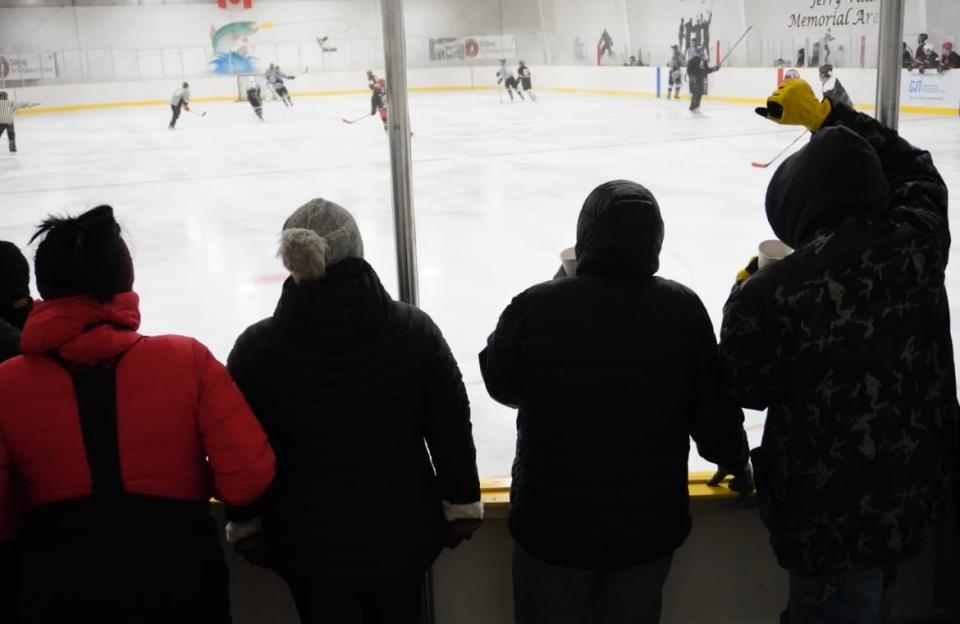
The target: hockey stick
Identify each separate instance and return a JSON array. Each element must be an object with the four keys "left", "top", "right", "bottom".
[
  {"left": 341, "top": 114, "right": 369, "bottom": 124},
  {"left": 718, "top": 26, "right": 752, "bottom": 67},
  {"left": 188, "top": 109, "right": 207, "bottom": 118},
  {"left": 751, "top": 130, "right": 807, "bottom": 168}
]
